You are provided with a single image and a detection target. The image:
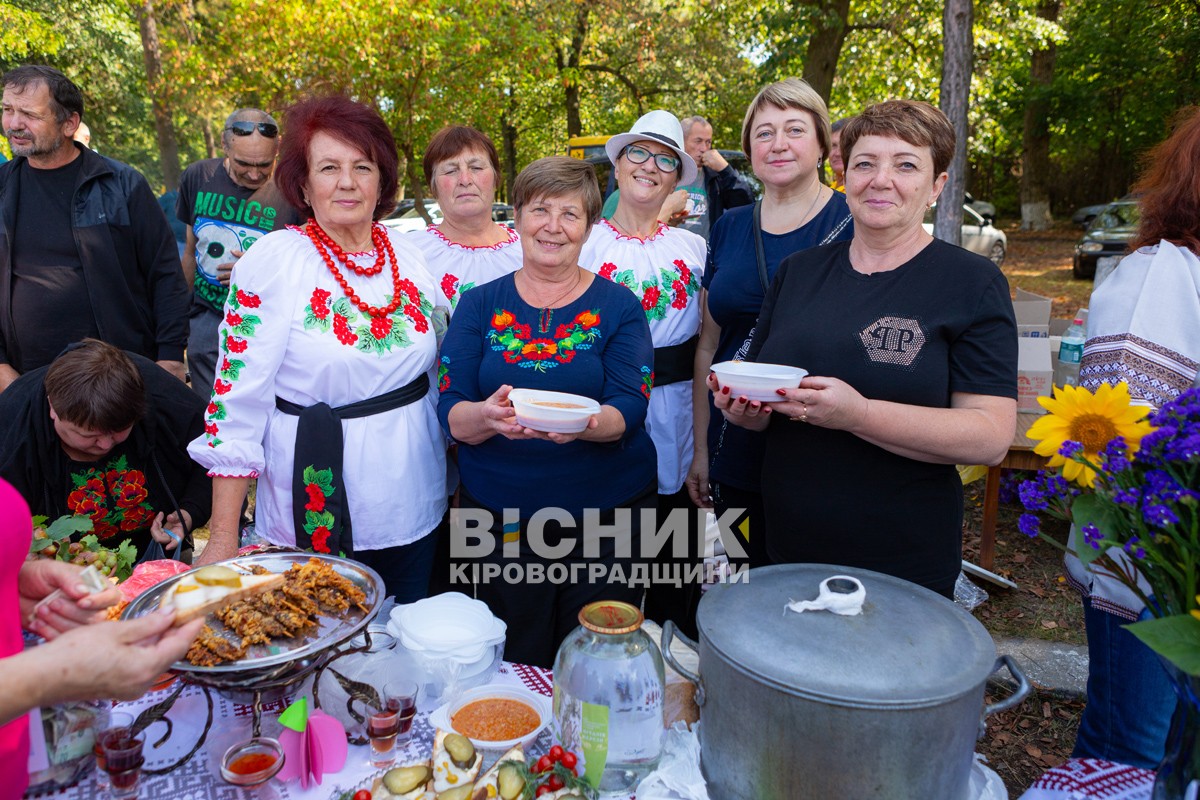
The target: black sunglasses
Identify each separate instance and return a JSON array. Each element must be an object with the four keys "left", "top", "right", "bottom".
[
  {"left": 620, "top": 144, "right": 680, "bottom": 173},
  {"left": 225, "top": 121, "right": 279, "bottom": 138}
]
